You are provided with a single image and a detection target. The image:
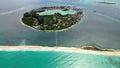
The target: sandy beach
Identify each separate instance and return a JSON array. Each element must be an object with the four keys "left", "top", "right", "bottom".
[{"left": 0, "top": 46, "right": 120, "bottom": 56}]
